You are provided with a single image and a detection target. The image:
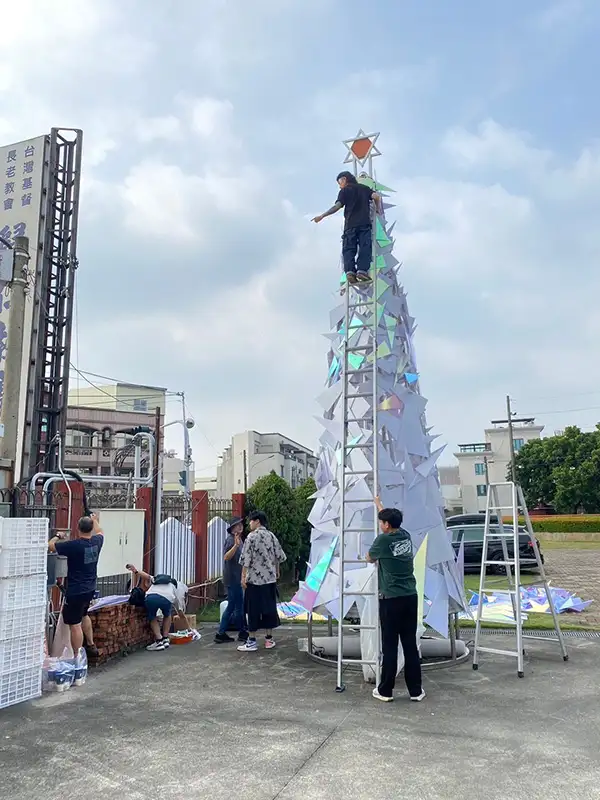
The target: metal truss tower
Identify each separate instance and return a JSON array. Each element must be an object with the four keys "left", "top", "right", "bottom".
[{"left": 21, "top": 128, "right": 83, "bottom": 480}]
